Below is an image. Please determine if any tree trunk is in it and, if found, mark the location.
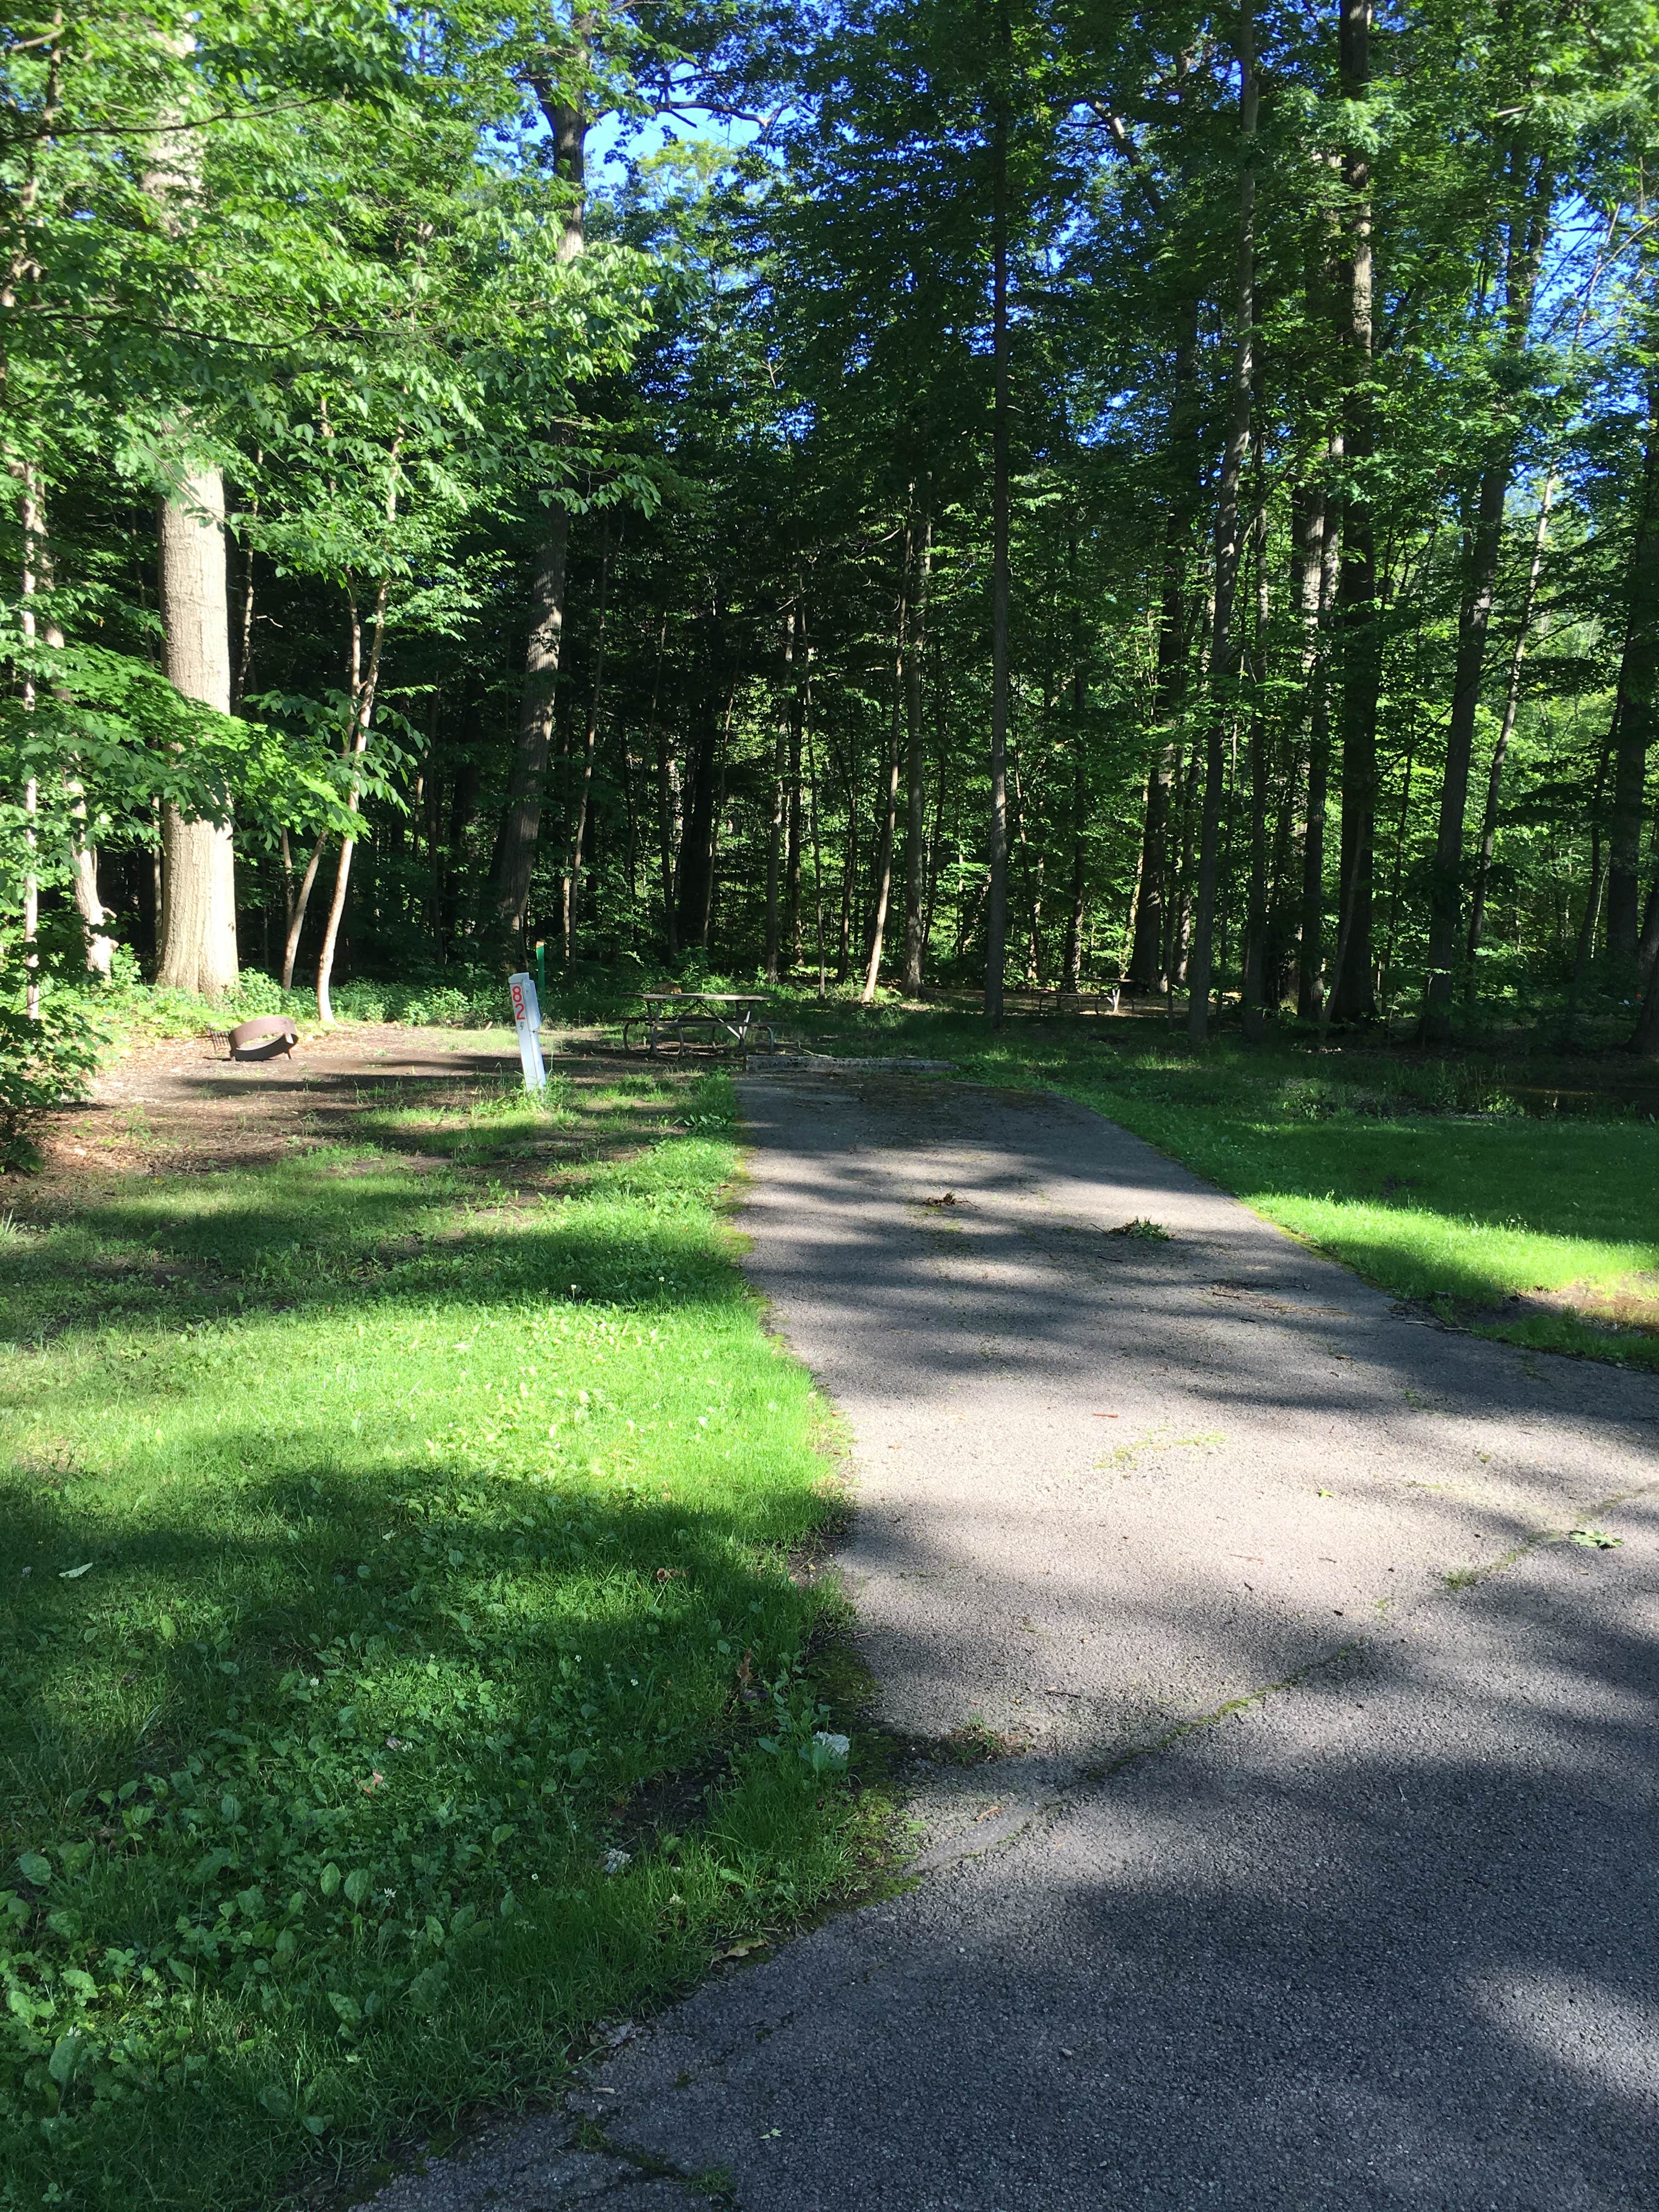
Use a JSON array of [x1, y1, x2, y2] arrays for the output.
[[675, 624, 723, 951], [984, 1, 1012, 1025], [1241, 460, 1271, 1041], [1187, 0, 1257, 1042], [765, 606, 795, 984], [1330, 0, 1378, 1025], [493, 70, 587, 939], [1296, 475, 1338, 1017], [565, 521, 613, 966], [318, 447, 399, 1022], [1568, 738, 1612, 1032], [1061, 671, 1088, 996], [1129, 309, 1201, 993], [1466, 477, 1555, 998], [1423, 160, 1554, 1037], [784, 618, 806, 973], [864, 517, 912, 1003], [280, 831, 325, 991], [1609, 352, 1659, 969], [155, 467, 239, 997], [902, 500, 932, 995]]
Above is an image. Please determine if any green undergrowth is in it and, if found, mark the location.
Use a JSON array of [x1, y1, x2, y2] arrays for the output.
[[776, 995, 1659, 1373], [0, 1067, 888, 2212]]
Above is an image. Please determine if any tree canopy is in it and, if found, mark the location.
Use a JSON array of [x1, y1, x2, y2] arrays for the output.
[[5, 0, 1659, 1047]]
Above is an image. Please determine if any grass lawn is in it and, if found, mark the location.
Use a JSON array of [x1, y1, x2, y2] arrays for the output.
[[771, 991, 1659, 1373], [1, 1052, 883, 2212]]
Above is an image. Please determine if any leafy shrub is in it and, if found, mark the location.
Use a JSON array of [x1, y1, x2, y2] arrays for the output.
[[227, 970, 287, 1017], [0, 1001, 103, 1169]]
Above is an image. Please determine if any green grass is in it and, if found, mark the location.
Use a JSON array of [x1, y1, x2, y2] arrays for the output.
[[763, 990, 1659, 1372], [0, 1066, 885, 2212]]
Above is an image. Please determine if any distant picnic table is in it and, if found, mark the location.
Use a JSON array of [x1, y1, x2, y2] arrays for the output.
[[622, 991, 777, 1058]]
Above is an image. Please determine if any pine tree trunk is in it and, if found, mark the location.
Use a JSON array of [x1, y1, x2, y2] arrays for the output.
[[155, 468, 239, 997]]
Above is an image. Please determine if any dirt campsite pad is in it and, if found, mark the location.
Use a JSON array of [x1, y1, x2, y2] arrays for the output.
[[366, 1065, 1659, 2212]]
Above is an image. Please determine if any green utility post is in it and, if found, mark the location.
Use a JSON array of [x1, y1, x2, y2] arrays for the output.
[[535, 940, 545, 1007]]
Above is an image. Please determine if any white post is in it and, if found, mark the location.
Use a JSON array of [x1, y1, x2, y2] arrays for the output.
[[509, 971, 547, 1091]]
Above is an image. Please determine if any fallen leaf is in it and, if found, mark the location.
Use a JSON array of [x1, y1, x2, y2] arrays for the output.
[[59, 1562, 93, 1580]]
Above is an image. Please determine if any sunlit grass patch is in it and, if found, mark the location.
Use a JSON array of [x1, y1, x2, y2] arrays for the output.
[[0, 1069, 888, 2212]]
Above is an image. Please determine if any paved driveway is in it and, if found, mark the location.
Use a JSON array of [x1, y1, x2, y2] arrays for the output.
[[368, 1073, 1659, 2211]]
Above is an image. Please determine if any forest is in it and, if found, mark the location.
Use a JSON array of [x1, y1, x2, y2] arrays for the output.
[[3, 0, 1658, 1065], [8, 11, 1659, 2208]]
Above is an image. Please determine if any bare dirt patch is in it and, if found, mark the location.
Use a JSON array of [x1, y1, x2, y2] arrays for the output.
[[24, 1025, 686, 1207]]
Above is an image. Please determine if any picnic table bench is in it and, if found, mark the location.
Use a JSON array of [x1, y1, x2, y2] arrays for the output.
[[622, 991, 777, 1058]]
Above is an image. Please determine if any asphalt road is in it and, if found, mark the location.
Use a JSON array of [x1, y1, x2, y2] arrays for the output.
[[367, 1072, 1659, 2211]]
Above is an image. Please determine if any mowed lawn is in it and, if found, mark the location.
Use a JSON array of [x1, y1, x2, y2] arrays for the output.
[[1068, 1080, 1659, 1369], [0, 1063, 878, 2212]]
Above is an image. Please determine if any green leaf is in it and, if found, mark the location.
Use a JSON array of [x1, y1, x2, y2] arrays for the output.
[[342, 1868, 371, 1907], [47, 2033, 83, 2088], [318, 1863, 341, 1897], [17, 1852, 51, 1886], [405, 1963, 448, 2013]]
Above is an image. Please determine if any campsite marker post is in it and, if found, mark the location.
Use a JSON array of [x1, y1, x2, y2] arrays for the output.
[[508, 972, 546, 1092]]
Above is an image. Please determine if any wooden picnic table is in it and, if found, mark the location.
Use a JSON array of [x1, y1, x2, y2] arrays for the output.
[[622, 991, 777, 1058]]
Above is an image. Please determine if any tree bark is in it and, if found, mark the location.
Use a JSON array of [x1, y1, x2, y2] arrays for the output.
[[565, 519, 613, 966], [1466, 477, 1555, 998], [1129, 310, 1201, 992], [1330, 0, 1378, 1025], [1241, 459, 1271, 1040], [862, 542, 908, 1004], [317, 449, 399, 1022], [784, 613, 806, 972], [493, 61, 587, 939], [902, 500, 932, 995], [1061, 666, 1089, 997], [764, 606, 795, 984], [984, 0, 1012, 1025], [155, 467, 239, 997], [280, 831, 325, 991], [1609, 352, 1659, 969], [1296, 475, 1339, 1017], [1187, 0, 1257, 1042], [1422, 158, 1554, 1037]]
